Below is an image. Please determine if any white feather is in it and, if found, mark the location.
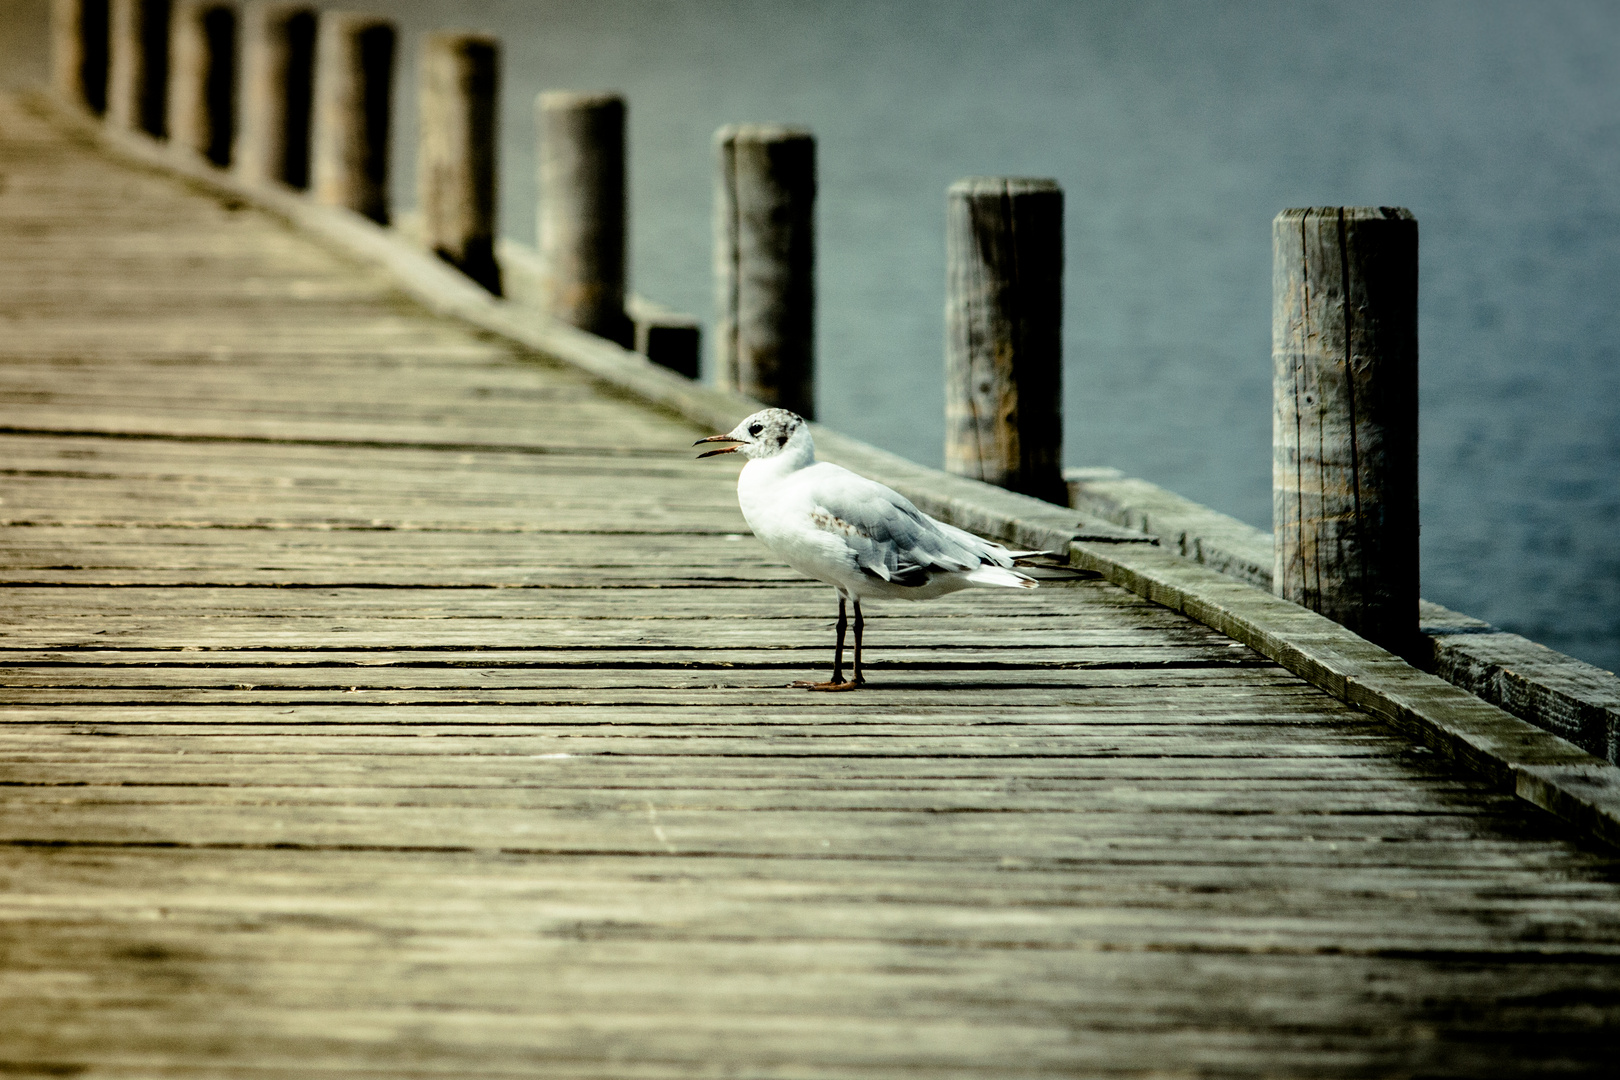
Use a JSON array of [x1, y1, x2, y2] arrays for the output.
[[712, 410, 1038, 602]]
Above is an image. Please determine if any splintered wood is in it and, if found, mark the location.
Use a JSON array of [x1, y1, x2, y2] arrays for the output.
[[1, 95, 1618, 1078]]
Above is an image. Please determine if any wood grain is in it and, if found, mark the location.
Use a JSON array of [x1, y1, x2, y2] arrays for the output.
[[944, 177, 1065, 504], [417, 32, 500, 293], [106, 0, 143, 132], [536, 92, 629, 343], [309, 11, 393, 224], [1272, 207, 1419, 656], [3, 90, 1619, 1077], [712, 124, 816, 417]]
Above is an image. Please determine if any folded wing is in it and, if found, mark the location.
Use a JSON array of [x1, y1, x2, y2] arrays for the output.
[[804, 467, 1014, 586]]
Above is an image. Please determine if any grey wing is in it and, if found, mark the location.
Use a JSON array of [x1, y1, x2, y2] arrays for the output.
[[932, 519, 1017, 568], [808, 473, 991, 585]]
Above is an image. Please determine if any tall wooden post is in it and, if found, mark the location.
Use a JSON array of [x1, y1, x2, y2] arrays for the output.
[[104, 0, 170, 137], [107, 0, 143, 129], [536, 92, 629, 345], [943, 177, 1065, 504], [134, 0, 170, 136], [311, 12, 395, 224], [53, 0, 110, 113], [713, 125, 816, 418], [168, 1, 236, 165], [236, 3, 316, 187], [418, 33, 501, 294], [107, 0, 131, 127], [51, 0, 84, 106], [166, 0, 205, 151], [1272, 206, 1419, 656]]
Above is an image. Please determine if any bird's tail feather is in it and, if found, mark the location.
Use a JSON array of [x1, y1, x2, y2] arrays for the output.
[[965, 564, 1039, 589]]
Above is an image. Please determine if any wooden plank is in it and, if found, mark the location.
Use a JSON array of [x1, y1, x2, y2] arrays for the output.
[[0, 751, 1447, 785], [1069, 538, 1620, 848], [0, 803, 1581, 859], [0, 581, 1190, 616], [5, 88, 1620, 1077]]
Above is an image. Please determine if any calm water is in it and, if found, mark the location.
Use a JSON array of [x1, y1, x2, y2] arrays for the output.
[[6, 1, 1618, 672]]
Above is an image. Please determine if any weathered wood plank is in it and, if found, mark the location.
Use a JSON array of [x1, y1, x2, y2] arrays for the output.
[[0, 749, 1444, 785], [0, 801, 1577, 857], [0, 581, 1188, 616], [3, 88, 1619, 1077]]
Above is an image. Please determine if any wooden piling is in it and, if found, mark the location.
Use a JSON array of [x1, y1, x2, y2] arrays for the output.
[[310, 11, 395, 224], [417, 33, 501, 294], [85, 0, 112, 116], [536, 92, 630, 345], [713, 125, 816, 418], [1272, 206, 1419, 656], [53, 0, 110, 113], [50, 0, 84, 107], [235, 3, 316, 187], [627, 296, 701, 379], [107, 0, 143, 129], [168, 1, 236, 165], [943, 177, 1065, 504], [137, 0, 170, 135], [167, 0, 208, 152]]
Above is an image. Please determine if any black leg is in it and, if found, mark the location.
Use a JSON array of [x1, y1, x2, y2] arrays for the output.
[[793, 593, 864, 691], [830, 595, 847, 683], [851, 598, 864, 686]]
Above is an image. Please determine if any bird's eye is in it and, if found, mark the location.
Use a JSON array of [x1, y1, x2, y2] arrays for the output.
[[748, 423, 764, 437]]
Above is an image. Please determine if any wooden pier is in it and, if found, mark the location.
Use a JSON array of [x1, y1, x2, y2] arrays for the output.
[[4, 90, 1620, 1076]]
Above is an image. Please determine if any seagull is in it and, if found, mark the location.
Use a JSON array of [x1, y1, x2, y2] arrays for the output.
[[696, 408, 1039, 691]]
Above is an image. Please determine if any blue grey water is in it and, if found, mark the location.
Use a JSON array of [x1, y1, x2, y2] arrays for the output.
[[5, 1, 1617, 673]]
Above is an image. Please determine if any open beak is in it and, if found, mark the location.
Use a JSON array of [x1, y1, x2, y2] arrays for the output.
[[694, 433, 744, 459]]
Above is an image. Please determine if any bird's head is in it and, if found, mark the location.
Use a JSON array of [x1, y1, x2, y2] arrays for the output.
[[694, 408, 810, 461]]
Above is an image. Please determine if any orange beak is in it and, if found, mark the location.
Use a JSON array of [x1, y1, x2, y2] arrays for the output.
[[694, 433, 743, 459]]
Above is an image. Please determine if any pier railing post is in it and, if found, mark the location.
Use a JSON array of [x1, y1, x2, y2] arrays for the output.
[[166, 0, 204, 151], [128, 0, 171, 137], [713, 124, 816, 418], [537, 92, 630, 345], [51, 0, 84, 107], [311, 11, 395, 224], [1272, 206, 1419, 656], [116, 0, 170, 137], [168, 0, 237, 165], [944, 177, 1065, 504], [53, 0, 110, 114], [418, 32, 501, 294], [107, 0, 144, 130], [236, 3, 316, 187]]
